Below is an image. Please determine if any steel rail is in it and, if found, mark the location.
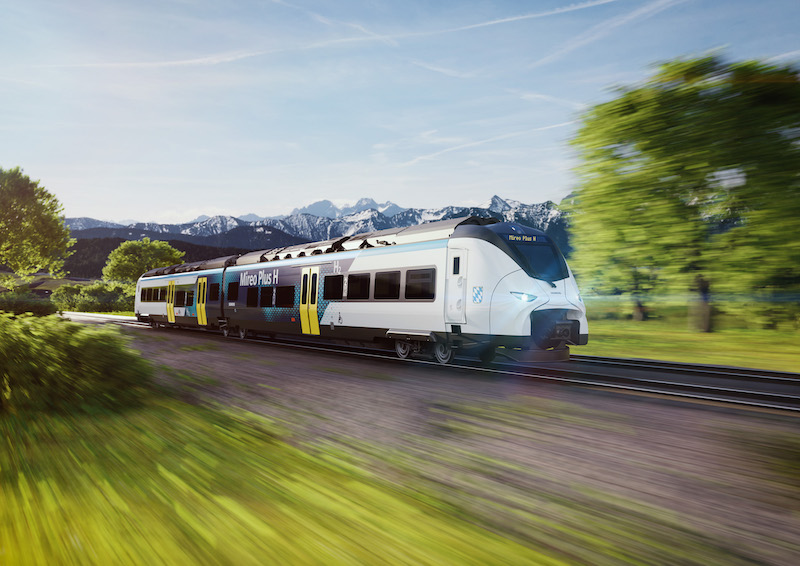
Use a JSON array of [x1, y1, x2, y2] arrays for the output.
[[569, 354, 800, 382]]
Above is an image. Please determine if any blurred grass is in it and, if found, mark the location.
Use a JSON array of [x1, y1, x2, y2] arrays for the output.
[[581, 297, 799, 372], [3, 395, 774, 565], [0, 400, 563, 565], [3, 298, 798, 563]]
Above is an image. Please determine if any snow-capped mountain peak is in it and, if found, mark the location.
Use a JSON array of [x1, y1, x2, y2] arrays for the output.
[[66, 195, 572, 256]]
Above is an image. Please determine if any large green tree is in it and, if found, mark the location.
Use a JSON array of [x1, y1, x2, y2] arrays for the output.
[[0, 167, 74, 288], [569, 56, 800, 328], [102, 238, 184, 284]]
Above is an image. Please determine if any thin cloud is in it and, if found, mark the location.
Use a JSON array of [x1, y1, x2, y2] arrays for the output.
[[529, 0, 691, 69], [40, 49, 276, 69], [411, 60, 479, 79], [519, 91, 587, 110], [438, 0, 622, 33], [272, 0, 397, 46], [401, 121, 575, 166], [40, 0, 620, 70]]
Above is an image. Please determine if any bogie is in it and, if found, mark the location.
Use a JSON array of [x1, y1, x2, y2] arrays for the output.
[[395, 340, 412, 359], [431, 342, 454, 365]]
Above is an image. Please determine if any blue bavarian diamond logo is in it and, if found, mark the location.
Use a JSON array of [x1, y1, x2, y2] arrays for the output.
[[472, 286, 483, 304]]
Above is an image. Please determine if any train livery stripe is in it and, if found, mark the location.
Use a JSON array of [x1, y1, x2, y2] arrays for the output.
[[167, 281, 176, 324], [309, 267, 320, 335], [197, 277, 208, 326]]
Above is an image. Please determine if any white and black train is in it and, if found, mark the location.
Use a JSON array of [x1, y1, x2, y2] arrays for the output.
[[135, 216, 588, 363]]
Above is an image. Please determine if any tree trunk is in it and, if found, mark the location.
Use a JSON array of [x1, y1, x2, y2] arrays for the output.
[[632, 299, 647, 321], [690, 275, 712, 332]]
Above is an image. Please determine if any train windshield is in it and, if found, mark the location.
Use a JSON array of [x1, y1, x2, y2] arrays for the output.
[[508, 240, 569, 283]]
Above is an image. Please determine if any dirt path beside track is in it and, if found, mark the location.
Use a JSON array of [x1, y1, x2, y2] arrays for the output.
[[125, 325, 800, 565]]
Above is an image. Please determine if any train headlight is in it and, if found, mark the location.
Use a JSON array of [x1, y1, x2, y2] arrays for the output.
[[511, 292, 537, 302]]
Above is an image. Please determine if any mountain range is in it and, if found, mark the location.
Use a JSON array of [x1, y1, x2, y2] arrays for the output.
[[65, 195, 571, 255]]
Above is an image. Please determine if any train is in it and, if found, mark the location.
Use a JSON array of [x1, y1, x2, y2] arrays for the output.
[[135, 216, 588, 363]]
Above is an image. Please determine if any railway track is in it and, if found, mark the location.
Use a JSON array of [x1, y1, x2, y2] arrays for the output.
[[496, 356, 800, 413], [66, 312, 800, 414]]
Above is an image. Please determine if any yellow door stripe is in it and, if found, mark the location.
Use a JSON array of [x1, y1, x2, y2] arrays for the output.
[[309, 267, 320, 335], [197, 277, 207, 326], [167, 281, 176, 324]]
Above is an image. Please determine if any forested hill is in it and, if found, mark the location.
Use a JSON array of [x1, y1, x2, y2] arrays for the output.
[[64, 238, 250, 279]]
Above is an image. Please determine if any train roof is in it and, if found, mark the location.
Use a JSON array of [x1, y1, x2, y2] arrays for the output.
[[140, 216, 499, 278]]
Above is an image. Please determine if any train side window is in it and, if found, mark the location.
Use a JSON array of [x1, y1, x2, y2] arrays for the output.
[[406, 268, 436, 300], [159, 287, 166, 302], [227, 282, 239, 302], [260, 286, 273, 307], [323, 275, 343, 300], [453, 257, 460, 275], [146, 288, 154, 302], [209, 283, 220, 302], [175, 290, 186, 307], [348, 273, 370, 300], [246, 287, 259, 307], [275, 286, 295, 308], [141, 289, 147, 302], [185, 291, 194, 306], [374, 271, 400, 300]]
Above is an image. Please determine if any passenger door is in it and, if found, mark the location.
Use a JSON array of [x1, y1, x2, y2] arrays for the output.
[[166, 281, 176, 324], [196, 277, 208, 326], [300, 266, 321, 335], [445, 249, 467, 324]]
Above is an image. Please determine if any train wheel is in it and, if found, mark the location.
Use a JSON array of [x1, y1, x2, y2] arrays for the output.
[[479, 347, 495, 364], [395, 340, 412, 359], [238, 327, 248, 340], [432, 342, 453, 365], [222, 326, 231, 338]]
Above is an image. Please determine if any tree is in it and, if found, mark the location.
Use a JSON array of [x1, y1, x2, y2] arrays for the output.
[[568, 56, 800, 329], [102, 238, 184, 283], [0, 167, 74, 288]]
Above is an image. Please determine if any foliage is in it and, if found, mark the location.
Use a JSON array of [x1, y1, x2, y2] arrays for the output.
[[568, 56, 800, 321], [50, 281, 134, 312], [0, 288, 57, 316], [63, 237, 126, 278], [0, 402, 561, 565], [65, 238, 246, 279], [0, 167, 74, 288], [102, 237, 184, 283], [0, 314, 151, 413]]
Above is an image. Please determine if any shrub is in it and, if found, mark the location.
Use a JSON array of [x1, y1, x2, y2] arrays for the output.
[[0, 314, 152, 414], [0, 289, 57, 316], [49, 284, 82, 311], [51, 281, 134, 313]]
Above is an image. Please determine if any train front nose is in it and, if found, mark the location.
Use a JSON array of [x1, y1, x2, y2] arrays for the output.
[[530, 309, 581, 349]]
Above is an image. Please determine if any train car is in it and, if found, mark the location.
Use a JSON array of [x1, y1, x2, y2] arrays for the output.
[[135, 216, 588, 363]]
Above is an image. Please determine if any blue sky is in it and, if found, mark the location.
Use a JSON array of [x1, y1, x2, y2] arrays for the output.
[[2, 0, 798, 223]]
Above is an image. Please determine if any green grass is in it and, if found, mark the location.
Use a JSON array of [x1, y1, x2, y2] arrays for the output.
[[580, 318, 799, 372], [0, 400, 563, 565], [3, 395, 770, 565], [580, 297, 799, 372]]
